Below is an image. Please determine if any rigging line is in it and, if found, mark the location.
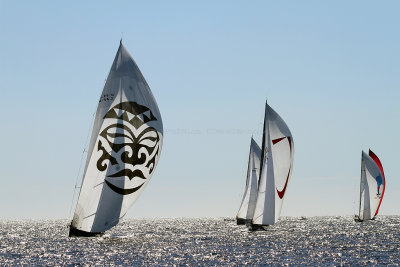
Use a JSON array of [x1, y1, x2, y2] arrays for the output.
[[68, 64, 109, 221], [68, 148, 87, 220], [252, 104, 264, 140], [68, 108, 97, 220], [252, 121, 263, 140], [353, 176, 358, 215]]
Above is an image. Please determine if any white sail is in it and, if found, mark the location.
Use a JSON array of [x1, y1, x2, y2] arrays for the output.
[[70, 41, 163, 235], [252, 101, 294, 226], [358, 150, 385, 221], [236, 138, 261, 224]]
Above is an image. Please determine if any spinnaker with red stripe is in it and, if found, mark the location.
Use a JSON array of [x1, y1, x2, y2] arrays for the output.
[[355, 149, 385, 222]]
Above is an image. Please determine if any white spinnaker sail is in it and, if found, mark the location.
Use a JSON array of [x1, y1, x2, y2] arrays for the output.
[[237, 138, 261, 221], [359, 150, 385, 220], [71, 42, 163, 233], [252, 102, 294, 226]]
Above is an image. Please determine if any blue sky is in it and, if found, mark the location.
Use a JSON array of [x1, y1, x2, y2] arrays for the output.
[[0, 1, 399, 219]]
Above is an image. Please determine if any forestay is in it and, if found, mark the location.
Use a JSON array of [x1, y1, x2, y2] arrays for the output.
[[70, 41, 163, 235], [252, 101, 294, 226], [236, 138, 261, 224]]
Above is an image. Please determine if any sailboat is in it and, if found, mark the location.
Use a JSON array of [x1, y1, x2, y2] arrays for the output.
[[236, 138, 261, 225], [249, 100, 294, 230], [354, 149, 385, 222], [69, 41, 163, 236]]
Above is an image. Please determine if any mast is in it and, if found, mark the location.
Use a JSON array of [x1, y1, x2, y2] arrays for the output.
[[245, 138, 253, 188], [258, 99, 267, 187], [358, 151, 365, 219], [251, 99, 274, 226], [250, 99, 268, 227], [250, 100, 267, 227]]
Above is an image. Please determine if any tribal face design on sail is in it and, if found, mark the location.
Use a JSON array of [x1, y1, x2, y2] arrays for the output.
[[96, 101, 160, 195]]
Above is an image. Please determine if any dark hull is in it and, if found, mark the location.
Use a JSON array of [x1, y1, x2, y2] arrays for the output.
[[354, 215, 376, 222], [247, 224, 269, 231], [69, 225, 104, 237], [236, 218, 251, 225]]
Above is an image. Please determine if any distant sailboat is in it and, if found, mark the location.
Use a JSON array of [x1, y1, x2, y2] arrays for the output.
[[69, 41, 163, 236], [354, 150, 385, 222], [250, 100, 294, 230], [236, 138, 261, 225]]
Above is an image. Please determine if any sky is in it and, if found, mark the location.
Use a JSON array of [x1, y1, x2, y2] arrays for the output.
[[0, 1, 399, 219]]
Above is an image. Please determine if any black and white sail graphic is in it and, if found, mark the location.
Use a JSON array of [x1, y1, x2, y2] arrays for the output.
[[70, 41, 163, 235]]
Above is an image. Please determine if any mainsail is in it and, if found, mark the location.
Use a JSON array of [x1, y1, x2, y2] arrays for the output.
[[251, 100, 294, 227], [357, 149, 385, 221], [69, 41, 163, 236], [236, 138, 261, 225]]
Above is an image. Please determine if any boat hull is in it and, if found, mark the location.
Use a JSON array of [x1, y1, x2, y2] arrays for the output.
[[247, 224, 269, 231], [354, 215, 376, 222], [69, 225, 104, 237], [236, 218, 251, 225]]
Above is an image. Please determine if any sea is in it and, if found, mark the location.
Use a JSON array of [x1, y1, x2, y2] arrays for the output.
[[0, 216, 399, 266]]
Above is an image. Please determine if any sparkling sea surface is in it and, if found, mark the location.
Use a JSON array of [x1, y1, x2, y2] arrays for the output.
[[0, 216, 399, 266]]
